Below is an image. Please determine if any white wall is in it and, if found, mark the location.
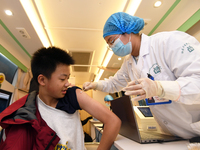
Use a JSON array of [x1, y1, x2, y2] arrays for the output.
[[92, 90, 109, 106]]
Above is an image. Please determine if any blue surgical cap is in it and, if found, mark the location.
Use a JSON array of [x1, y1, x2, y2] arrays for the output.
[[104, 95, 114, 101], [103, 12, 144, 38]]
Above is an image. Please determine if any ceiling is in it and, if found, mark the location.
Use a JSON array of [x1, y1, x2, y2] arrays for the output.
[[0, 0, 200, 86]]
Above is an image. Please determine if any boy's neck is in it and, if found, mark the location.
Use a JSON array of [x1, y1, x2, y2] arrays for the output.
[[38, 90, 59, 108]]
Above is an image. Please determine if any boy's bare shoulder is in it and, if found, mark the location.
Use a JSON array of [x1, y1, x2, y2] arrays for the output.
[[75, 88, 90, 100]]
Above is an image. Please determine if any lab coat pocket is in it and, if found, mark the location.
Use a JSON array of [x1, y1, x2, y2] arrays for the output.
[[190, 121, 200, 135]]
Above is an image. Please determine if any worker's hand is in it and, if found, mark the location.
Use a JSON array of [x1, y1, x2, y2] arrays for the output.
[[82, 82, 97, 91], [122, 78, 163, 101]]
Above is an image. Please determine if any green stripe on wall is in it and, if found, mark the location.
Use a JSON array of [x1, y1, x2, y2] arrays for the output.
[[0, 19, 31, 72], [148, 0, 181, 36], [177, 9, 200, 32], [0, 44, 27, 72], [0, 19, 31, 58]]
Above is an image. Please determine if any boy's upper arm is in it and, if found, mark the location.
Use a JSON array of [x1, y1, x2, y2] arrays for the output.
[[76, 89, 114, 123]]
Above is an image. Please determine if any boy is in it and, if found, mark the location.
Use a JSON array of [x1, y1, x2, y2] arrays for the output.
[[0, 47, 121, 150]]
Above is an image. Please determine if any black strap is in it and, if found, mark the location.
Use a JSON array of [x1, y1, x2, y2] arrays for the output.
[[189, 137, 200, 143], [45, 134, 57, 150], [0, 129, 4, 143]]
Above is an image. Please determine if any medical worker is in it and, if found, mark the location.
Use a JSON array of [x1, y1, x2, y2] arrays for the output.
[[104, 95, 114, 110], [83, 12, 200, 139]]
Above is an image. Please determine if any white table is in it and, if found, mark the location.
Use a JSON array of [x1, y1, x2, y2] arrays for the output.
[[114, 134, 189, 150], [93, 124, 190, 150], [89, 119, 102, 141]]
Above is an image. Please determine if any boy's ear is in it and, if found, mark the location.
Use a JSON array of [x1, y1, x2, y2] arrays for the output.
[[37, 74, 46, 86]]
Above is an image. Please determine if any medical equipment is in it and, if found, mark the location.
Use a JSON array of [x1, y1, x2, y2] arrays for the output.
[[134, 106, 161, 132]]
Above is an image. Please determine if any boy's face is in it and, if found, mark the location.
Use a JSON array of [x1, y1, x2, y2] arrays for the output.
[[44, 64, 71, 99]]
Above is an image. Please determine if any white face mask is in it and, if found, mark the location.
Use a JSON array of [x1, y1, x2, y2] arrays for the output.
[[105, 103, 110, 107], [111, 34, 132, 57]]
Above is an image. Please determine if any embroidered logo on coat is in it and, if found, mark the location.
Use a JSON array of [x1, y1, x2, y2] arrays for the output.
[[181, 43, 194, 54], [149, 63, 161, 75]]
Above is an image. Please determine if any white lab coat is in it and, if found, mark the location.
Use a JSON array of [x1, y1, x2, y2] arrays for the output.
[[98, 31, 200, 139]]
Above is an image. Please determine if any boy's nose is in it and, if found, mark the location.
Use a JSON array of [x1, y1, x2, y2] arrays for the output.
[[64, 81, 70, 87]]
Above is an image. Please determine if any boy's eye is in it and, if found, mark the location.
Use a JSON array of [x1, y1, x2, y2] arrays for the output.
[[60, 79, 65, 81]]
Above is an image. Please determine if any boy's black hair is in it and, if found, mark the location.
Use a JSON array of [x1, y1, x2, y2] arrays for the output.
[[31, 46, 74, 84]]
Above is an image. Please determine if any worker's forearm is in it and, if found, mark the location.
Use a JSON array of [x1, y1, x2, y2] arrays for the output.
[[158, 81, 180, 101], [97, 118, 121, 150]]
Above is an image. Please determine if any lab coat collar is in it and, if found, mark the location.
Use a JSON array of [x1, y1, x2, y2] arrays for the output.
[[126, 54, 134, 64], [126, 33, 150, 79], [139, 33, 150, 57], [127, 33, 150, 65]]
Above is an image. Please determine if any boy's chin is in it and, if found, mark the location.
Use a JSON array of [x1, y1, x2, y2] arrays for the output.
[[59, 94, 65, 98], [55, 94, 65, 99]]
